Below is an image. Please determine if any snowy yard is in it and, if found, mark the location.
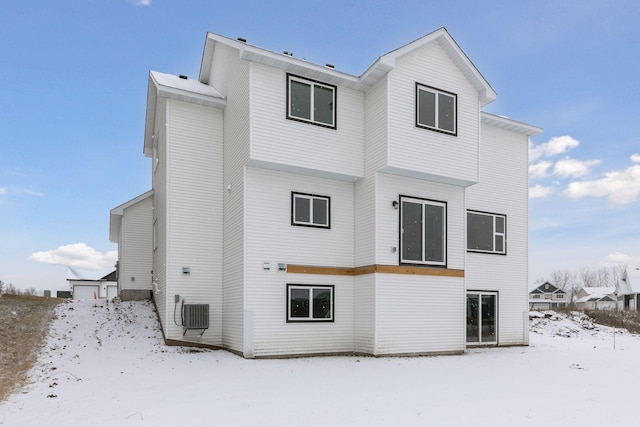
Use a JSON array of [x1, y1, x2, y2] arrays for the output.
[[1, 300, 637, 426]]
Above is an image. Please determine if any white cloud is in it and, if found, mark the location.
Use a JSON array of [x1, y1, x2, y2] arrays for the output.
[[529, 161, 552, 178], [0, 187, 6, 195], [600, 252, 640, 267], [29, 243, 117, 270], [529, 184, 554, 198], [564, 154, 640, 205], [553, 158, 600, 178], [135, 0, 151, 5], [530, 135, 580, 162], [22, 189, 45, 197]]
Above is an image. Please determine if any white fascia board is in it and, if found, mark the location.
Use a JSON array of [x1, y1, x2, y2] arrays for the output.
[[144, 71, 226, 156], [481, 112, 543, 137], [109, 190, 153, 243]]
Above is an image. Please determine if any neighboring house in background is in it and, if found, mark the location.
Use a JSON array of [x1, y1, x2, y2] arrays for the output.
[[67, 268, 117, 300], [574, 287, 617, 311], [529, 282, 568, 310], [109, 190, 153, 301], [617, 267, 640, 311], [110, 27, 541, 357]]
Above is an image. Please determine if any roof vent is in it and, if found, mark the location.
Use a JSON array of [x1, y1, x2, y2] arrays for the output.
[[178, 75, 188, 80], [325, 64, 335, 69], [237, 37, 247, 43], [283, 51, 293, 56]]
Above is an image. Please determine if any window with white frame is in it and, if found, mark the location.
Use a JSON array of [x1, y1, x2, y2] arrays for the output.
[[287, 74, 336, 128], [532, 294, 541, 299], [556, 294, 564, 299], [291, 192, 330, 228], [287, 284, 334, 322], [467, 211, 506, 255], [416, 83, 457, 135], [400, 196, 447, 266]]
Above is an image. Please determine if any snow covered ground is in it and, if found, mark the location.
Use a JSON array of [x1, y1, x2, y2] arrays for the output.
[[1, 300, 638, 426]]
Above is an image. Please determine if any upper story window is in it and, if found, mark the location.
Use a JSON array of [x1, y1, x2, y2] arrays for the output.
[[416, 83, 457, 135], [532, 294, 541, 299], [467, 211, 506, 255], [556, 294, 564, 299], [400, 196, 447, 267], [292, 192, 330, 228], [287, 74, 336, 128]]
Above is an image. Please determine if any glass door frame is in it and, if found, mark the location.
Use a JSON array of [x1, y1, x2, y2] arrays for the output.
[[466, 291, 498, 346]]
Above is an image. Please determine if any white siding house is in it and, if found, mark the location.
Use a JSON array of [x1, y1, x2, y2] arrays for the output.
[[110, 27, 541, 357], [109, 190, 153, 300]]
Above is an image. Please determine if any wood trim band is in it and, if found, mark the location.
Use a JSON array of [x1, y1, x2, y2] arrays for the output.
[[286, 264, 464, 278]]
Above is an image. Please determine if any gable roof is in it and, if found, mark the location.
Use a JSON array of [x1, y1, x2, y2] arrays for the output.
[[619, 267, 640, 295], [530, 282, 565, 295], [143, 71, 226, 157], [199, 27, 496, 105], [109, 190, 153, 243]]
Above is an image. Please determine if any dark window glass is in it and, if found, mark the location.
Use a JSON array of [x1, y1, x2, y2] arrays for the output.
[[466, 294, 479, 343], [481, 295, 496, 343], [314, 85, 334, 125], [294, 196, 310, 223], [467, 213, 493, 251], [418, 89, 436, 128], [290, 80, 311, 120], [313, 288, 331, 318], [290, 288, 309, 318], [438, 93, 455, 132], [495, 235, 504, 253], [496, 216, 505, 234], [313, 198, 328, 226], [402, 201, 423, 262], [425, 204, 444, 263]]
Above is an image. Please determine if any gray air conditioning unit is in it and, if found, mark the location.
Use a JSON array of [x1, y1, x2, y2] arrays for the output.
[[182, 304, 209, 336]]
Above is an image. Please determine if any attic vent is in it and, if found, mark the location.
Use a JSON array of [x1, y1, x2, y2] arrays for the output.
[[283, 51, 293, 56], [325, 63, 335, 69], [178, 75, 188, 80], [182, 304, 209, 336], [237, 37, 247, 43]]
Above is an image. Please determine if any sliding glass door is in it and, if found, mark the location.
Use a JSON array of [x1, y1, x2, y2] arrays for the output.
[[466, 292, 497, 345]]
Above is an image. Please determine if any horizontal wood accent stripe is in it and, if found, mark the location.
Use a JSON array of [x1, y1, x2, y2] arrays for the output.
[[286, 264, 464, 277]]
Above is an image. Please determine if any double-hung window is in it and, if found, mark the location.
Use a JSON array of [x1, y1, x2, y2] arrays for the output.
[[416, 83, 457, 135], [400, 196, 447, 266], [287, 74, 336, 128], [287, 284, 334, 322], [292, 192, 330, 228], [467, 211, 506, 255]]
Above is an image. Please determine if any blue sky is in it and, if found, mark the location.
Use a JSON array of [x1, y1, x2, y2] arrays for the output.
[[1, 0, 639, 292]]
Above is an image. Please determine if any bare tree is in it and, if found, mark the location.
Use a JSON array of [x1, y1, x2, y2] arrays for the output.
[[3, 282, 18, 295], [23, 287, 38, 296], [0, 280, 4, 294], [548, 269, 579, 305]]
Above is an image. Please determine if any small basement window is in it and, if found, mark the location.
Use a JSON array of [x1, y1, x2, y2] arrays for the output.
[[287, 284, 334, 322]]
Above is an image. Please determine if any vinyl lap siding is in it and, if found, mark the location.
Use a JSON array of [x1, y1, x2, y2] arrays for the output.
[[221, 49, 250, 353], [120, 196, 152, 291], [164, 99, 223, 345], [376, 275, 465, 354], [376, 173, 465, 270], [387, 41, 480, 185], [250, 63, 364, 179], [152, 101, 168, 332], [465, 124, 529, 345], [244, 167, 355, 356]]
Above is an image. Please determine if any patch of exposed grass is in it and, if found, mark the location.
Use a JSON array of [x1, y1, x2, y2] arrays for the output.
[[584, 309, 640, 334], [0, 294, 63, 401]]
